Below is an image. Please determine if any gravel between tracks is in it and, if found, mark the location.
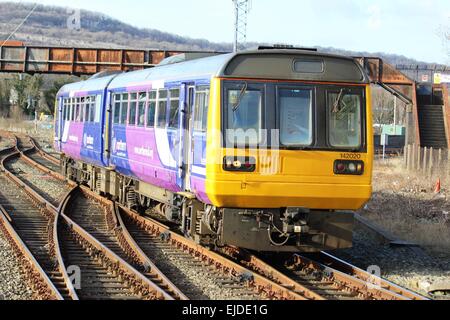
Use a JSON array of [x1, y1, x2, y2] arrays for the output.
[[0, 232, 34, 300], [7, 157, 70, 207], [331, 224, 450, 300]]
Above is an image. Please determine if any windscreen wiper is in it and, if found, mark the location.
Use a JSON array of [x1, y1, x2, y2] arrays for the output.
[[232, 82, 248, 112], [332, 89, 345, 113]]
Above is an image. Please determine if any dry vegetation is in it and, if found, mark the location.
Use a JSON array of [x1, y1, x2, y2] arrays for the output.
[[0, 118, 54, 145], [361, 157, 450, 259]]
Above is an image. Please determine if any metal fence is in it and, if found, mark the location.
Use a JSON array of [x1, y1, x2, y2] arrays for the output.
[[404, 144, 448, 175]]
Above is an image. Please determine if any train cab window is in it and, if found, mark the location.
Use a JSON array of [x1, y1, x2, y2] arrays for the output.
[[156, 89, 168, 128], [137, 92, 146, 127], [146, 90, 157, 128], [279, 88, 313, 146], [327, 90, 362, 149], [194, 87, 209, 132], [120, 93, 129, 124], [129, 93, 138, 126], [168, 89, 180, 129], [226, 86, 263, 146]]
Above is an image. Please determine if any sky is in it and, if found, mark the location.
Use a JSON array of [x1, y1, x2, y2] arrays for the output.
[[1, 0, 449, 64]]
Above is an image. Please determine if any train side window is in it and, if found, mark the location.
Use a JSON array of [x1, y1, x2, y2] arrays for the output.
[[67, 99, 71, 121], [146, 90, 157, 128], [194, 87, 209, 132], [94, 95, 101, 123], [168, 88, 180, 129], [87, 97, 91, 122], [70, 98, 75, 121], [72, 98, 79, 122], [113, 94, 121, 124], [63, 99, 67, 120], [120, 93, 129, 124], [75, 98, 82, 122], [81, 97, 88, 123], [129, 93, 137, 126], [137, 92, 146, 127], [156, 89, 168, 128], [68, 99, 72, 121], [88, 96, 95, 123]]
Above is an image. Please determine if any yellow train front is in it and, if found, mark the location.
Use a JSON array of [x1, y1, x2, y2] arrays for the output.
[[201, 49, 373, 252]]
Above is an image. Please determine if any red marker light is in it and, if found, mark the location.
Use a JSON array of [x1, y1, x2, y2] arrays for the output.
[[337, 163, 346, 172]]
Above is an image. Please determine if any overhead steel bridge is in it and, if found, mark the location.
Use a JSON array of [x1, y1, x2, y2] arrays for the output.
[[0, 43, 222, 75]]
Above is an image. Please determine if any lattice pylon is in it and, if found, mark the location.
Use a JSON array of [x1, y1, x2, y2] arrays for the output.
[[233, 0, 252, 52]]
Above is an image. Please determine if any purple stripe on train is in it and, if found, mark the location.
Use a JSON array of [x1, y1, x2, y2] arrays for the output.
[[61, 122, 84, 161], [125, 127, 181, 192]]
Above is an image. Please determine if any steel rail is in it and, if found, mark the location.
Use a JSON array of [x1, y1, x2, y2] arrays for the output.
[[78, 185, 188, 300], [0, 204, 63, 300], [12, 134, 187, 300], [59, 187, 174, 300], [223, 246, 424, 300], [311, 252, 429, 300], [0, 141, 74, 299], [112, 202, 189, 300], [288, 254, 413, 300], [118, 205, 306, 300], [27, 136, 60, 165], [221, 246, 325, 300]]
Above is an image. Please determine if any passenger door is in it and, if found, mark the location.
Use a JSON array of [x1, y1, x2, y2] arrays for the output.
[[55, 97, 63, 151], [181, 85, 195, 191]]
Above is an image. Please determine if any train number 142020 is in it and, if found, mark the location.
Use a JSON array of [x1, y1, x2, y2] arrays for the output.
[[340, 153, 361, 160]]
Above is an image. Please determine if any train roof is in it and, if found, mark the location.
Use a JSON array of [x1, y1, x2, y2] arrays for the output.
[[58, 49, 369, 96], [57, 73, 118, 97]]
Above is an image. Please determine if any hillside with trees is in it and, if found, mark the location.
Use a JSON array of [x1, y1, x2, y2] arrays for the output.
[[0, 2, 444, 65]]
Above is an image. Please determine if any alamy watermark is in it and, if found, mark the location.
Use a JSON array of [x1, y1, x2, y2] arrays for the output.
[[67, 265, 81, 290], [67, 8, 81, 31]]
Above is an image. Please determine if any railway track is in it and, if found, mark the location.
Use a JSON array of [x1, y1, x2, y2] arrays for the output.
[[222, 244, 428, 300], [117, 205, 303, 300], [0, 144, 69, 300], [0, 131, 430, 300], [62, 187, 186, 300], [0, 133, 175, 300], [0, 132, 303, 300]]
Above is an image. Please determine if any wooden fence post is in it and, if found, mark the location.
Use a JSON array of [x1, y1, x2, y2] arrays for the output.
[[438, 148, 442, 168], [417, 145, 421, 171], [429, 147, 434, 176], [406, 145, 411, 170], [404, 145, 407, 167], [423, 147, 428, 175]]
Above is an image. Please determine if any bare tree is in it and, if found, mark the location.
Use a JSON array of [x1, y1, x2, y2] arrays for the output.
[[372, 88, 395, 133], [0, 79, 12, 117]]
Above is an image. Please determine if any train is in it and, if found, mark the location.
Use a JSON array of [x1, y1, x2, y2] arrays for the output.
[[54, 47, 373, 253]]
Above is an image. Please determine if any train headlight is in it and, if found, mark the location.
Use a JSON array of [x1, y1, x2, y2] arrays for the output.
[[223, 157, 256, 172], [348, 163, 357, 173], [334, 160, 364, 175]]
